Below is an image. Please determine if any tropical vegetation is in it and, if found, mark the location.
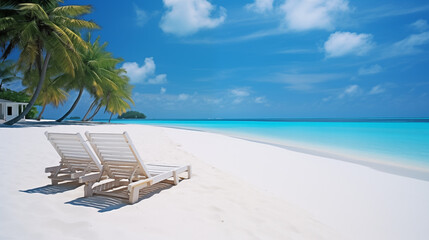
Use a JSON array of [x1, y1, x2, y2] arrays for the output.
[[0, 60, 19, 90], [0, 0, 134, 125]]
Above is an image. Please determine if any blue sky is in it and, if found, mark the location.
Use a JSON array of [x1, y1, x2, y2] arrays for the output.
[[7, 0, 429, 119]]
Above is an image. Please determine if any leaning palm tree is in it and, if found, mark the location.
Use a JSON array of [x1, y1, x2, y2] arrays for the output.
[[22, 65, 68, 120], [0, 0, 99, 125], [56, 35, 122, 122], [85, 69, 133, 122], [104, 83, 134, 123], [36, 83, 68, 120]]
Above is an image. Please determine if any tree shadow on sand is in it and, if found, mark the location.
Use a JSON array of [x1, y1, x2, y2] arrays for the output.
[[20, 182, 81, 195], [65, 182, 174, 212]]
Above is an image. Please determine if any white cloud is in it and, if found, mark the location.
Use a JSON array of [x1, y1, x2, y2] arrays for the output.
[[122, 58, 167, 84], [339, 84, 359, 98], [358, 64, 382, 75], [232, 98, 243, 104], [322, 96, 332, 102], [229, 88, 251, 104], [324, 31, 374, 58], [135, 6, 148, 27], [245, 0, 273, 13], [391, 32, 429, 55], [230, 88, 250, 97], [280, 0, 349, 31], [271, 73, 344, 91], [254, 96, 266, 103], [204, 97, 222, 104], [411, 19, 429, 31], [369, 85, 385, 95], [362, 5, 429, 20], [148, 74, 167, 84], [160, 0, 226, 36], [178, 94, 190, 101], [160, 87, 166, 94]]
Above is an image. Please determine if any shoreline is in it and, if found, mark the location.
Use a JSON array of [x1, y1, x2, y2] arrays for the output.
[[162, 125, 429, 240], [4, 120, 429, 181], [124, 123, 429, 182]]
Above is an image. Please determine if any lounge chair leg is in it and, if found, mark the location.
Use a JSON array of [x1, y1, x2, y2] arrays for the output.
[[173, 171, 179, 185], [84, 182, 94, 197], [51, 179, 59, 185], [187, 165, 192, 179], [129, 187, 140, 204]]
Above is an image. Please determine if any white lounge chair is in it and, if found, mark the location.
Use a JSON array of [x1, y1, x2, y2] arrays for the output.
[[45, 132, 103, 185], [80, 131, 191, 204]]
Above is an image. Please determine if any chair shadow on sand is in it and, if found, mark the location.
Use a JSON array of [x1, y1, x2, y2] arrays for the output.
[[65, 182, 174, 213], [20, 182, 81, 195]]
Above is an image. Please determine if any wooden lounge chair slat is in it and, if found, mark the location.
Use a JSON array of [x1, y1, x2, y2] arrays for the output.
[[48, 135, 80, 140], [63, 153, 90, 158], [94, 143, 130, 148], [81, 131, 191, 204], [45, 132, 102, 185], [52, 140, 83, 145], [104, 160, 138, 166], [100, 152, 134, 157], [91, 138, 126, 144]]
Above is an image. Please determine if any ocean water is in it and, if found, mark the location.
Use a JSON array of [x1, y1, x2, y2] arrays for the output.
[[102, 119, 429, 170]]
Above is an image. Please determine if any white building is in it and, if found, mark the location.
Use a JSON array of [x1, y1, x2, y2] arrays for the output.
[[0, 99, 29, 122]]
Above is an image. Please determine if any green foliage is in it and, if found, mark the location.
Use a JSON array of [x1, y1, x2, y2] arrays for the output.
[[0, 88, 38, 118], [0, 1, 134, 123], [79, 35, 134, 121], [0, 0, 99, 124], [0, 60, 19, 89], [118, 111, 146, 119]]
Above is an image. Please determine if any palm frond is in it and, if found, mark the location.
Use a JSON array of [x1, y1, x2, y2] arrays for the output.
[[51, 15, 99, 29], [0, 17, 16, 30], [18, 3, 49, 20], [50, 5, 92, 17]]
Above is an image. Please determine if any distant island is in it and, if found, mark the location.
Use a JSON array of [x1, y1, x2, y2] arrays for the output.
[[118, 111, 146, 119]]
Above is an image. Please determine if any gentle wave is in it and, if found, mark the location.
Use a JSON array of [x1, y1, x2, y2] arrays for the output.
[[98, 119, 429, 171]]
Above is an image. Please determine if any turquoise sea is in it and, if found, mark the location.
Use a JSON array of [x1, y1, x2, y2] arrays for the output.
[[101, 119, 429, 171]]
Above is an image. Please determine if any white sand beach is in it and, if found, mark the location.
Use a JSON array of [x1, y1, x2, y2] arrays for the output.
[[1, 123, 429, 240]]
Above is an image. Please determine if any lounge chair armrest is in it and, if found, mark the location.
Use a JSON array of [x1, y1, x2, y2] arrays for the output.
[[70, 171, 86, 179], [45, 166, 60, 173], [79, 172, 102, 184], [128, 178, 153, 191]]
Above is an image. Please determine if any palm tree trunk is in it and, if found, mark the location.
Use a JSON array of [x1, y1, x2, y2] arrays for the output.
[[82, 99, 98, 121], [4, 53, 51, 125], [108, 112, 113, 123], [86, 103, 102, 121], [56, 87, 84, 122], [37, 105, 46, 121]]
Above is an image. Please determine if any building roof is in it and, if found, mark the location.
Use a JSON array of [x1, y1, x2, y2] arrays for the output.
[[0, 98, 28, 104]]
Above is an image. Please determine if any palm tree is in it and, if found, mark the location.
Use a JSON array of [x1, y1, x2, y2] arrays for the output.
[[0, 0, 99, 125], [56, 35, 122, 122], [36, 84, 68, 120], [0, 60, 19, 91], [85, 69, 134, 122], [22, 65, 68, 120], [104, 82, 134, 123]]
